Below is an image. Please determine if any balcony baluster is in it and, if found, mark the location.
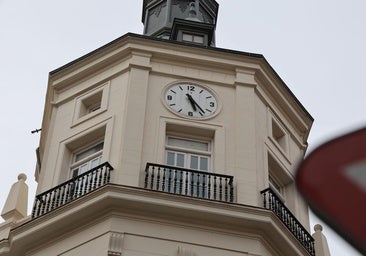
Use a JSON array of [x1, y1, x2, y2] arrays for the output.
[[32, 162, 113, 219], [261, 188, 315, 256], [144, 163, 234, 203]]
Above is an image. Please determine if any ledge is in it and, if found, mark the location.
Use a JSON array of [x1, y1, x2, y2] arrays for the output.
[[3, 184, 310, 255]]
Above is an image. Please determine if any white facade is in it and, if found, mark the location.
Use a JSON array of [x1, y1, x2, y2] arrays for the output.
[[0, 5, 331, 254]]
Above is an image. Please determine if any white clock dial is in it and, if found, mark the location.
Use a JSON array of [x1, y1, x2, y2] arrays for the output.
[[164, 83, 218, 118]]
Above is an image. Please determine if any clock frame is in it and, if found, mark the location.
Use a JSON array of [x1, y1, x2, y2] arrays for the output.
[[163, 82, 219, 119]]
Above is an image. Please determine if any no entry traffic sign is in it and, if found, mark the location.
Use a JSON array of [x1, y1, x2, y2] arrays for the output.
[[296, 127, 366, 255]]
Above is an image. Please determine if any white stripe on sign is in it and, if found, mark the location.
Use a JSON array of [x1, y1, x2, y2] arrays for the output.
[[344, 160, 366, 191]]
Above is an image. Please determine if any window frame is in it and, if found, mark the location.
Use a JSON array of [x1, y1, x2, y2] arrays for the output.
[[182, 32, 205, 44], [165, 135, 212, 172], [71, 82, 110, 127], [69, 140, 104, 179], [267, 152, 293, 203]]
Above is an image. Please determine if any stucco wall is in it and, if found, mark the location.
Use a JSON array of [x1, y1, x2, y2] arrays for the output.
[[36, 36, 312, 230]]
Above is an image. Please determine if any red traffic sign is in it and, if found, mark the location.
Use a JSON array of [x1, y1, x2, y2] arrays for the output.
[[296, 127, 366, 255]]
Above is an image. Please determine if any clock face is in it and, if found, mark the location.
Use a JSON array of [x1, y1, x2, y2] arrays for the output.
[[164, 83, 218, 118]]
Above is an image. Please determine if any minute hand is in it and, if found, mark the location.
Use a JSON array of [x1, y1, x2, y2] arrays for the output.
[[191, 96, 205, 114]]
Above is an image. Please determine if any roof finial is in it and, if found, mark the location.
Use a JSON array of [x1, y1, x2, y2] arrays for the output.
[[312, 224, 331, 256], [1, 173, 28, 222]]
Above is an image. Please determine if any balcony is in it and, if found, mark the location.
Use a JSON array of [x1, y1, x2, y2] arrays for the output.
[[30, 163, 313, 255], [32, 162, 113, 218], [261, 188, 315, 256], [144, 163, 234, 203]]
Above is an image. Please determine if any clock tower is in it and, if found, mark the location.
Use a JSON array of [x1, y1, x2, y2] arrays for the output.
[[0, 1, 331, 256]]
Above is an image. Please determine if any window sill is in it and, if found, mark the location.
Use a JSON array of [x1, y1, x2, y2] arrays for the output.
[[71, 108, 107, 128]]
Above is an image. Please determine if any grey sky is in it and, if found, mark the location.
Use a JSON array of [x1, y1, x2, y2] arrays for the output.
[[0, 1, 364, 255]]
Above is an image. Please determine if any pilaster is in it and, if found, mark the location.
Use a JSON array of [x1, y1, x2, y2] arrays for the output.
[[234, 69, 258, 206], [118, 52, 152, 186]]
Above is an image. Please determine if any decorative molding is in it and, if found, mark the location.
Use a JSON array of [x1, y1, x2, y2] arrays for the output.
[[149, 3, 166, 18], [108, 232, 124, 256], [199, 7, 212, 23], [172, 0, 189, 13]]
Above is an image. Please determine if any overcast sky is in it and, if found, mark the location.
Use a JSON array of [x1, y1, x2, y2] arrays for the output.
[[0, 1, 364, 255]]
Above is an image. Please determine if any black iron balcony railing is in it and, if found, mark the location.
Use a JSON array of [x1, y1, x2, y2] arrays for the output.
[[32, 162, 113, 218], [144, 163, 234, 202], [261, 188, 315, 256]]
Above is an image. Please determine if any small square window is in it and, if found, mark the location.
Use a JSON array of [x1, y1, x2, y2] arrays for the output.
[[72, 82, 110, 126], [79, 91, 102, 118], [271, 118, 288, 152]]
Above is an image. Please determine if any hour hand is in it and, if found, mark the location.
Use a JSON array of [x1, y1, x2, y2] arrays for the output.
[[186, 94, 197, 111]]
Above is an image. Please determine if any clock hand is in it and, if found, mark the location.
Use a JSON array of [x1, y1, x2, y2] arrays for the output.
[[187, 94, 206, 114], [188, 96, 205, 114], [193, 101, 205, 114], [186, 94, 197, 111]]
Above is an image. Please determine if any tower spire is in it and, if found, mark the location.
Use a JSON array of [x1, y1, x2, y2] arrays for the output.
[[142, 0, 218, 46]]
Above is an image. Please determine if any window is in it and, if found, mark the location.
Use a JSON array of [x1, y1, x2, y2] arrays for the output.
[[165, 136, 211, 197], [269, 175, 283, 195], [267, 152, 292, 202], [182, 33, 204, 44], [166, 137, 210, 171], [70, 141, 104, 178], [270, 117, 288, 153], [79, 90, 103, 118], [72, 82, 110, 126], [166, 151, 209, 171]]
